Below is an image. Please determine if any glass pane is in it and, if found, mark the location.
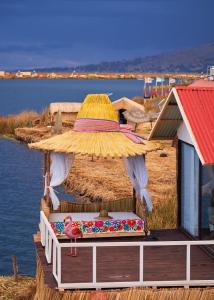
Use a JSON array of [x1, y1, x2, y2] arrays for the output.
[[180, 143, 199, 236], [201, 166, 214, 239]]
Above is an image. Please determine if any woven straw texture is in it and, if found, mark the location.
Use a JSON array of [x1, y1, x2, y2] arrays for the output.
[[29, 94, 161, 157]]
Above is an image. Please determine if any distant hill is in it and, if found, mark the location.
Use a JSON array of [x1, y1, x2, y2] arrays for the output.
[[36, 43, 214, 73]]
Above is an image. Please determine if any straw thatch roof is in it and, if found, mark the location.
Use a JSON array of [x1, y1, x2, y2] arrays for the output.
[[29, 131, 160, 157], [124, 110, 159, 123], [29, 94, 160, 157], [112, 97, 144, 111], [49, 102, 81, 115]]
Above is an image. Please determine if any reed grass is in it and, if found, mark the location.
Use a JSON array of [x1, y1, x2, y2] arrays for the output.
[[39, 107, 50, 125], [0, 111, 39, 136], [0, 276, 35, 300], [148, 195, 177, 229]]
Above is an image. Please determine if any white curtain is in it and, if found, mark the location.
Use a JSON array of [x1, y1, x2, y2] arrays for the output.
[[44, 153, 75, 210], [124, 155, 153, 212]]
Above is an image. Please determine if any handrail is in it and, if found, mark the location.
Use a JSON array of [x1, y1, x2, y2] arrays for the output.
[[39, 211, 214, 289], [40, 211, 59, 244], [59, 239, 214, 247]]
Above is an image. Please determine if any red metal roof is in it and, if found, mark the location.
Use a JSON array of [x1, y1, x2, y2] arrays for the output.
[[176, 86, 214, 165], [189, 79, 214, 88]]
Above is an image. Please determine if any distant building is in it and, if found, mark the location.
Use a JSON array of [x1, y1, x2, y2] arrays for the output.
[[208, 66, 214, 79], [49, 102, 82, 126], [0, 71, 5, 77], [31, 70, 38, 77], [16, 71, 32, 78], [49, 73, 57, 78], [112, 97, 144, 125]]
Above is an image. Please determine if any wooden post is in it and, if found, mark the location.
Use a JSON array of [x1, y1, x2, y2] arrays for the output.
[[133, 188, 137, 213], [161, 80, 164, 96], [43, 152, 47, 190], [12, 256, 18, 281], [45, 151, 51, 205], [143, 154, 149, 236], [53, 110, 62, 134], [156, 80, 158, 96], [143, 82, 146, 98]]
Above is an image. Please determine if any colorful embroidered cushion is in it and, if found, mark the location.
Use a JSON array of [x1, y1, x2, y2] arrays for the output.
[[51, 218, 144, 236]]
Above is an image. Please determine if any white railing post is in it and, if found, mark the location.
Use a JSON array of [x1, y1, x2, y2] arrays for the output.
[[58, 245, 62, 285], [40, 212, 45, 246], [186, 244, 191, 283], [38, 213, 214, 290], [53, 242, 57, 279], [93, 246, 97, 284], [139, 244, 144, 283], [45, 227, 49, 261], [47, 235, 52, 264]]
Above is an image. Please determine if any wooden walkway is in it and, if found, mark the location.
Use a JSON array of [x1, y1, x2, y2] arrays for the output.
[[35, 230, 214, 288]]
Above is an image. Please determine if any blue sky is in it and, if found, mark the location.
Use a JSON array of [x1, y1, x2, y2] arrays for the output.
[[0, 0, 213, 69]]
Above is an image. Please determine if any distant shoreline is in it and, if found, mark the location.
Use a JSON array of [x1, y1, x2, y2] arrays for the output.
[[0, 72, 201, 80]]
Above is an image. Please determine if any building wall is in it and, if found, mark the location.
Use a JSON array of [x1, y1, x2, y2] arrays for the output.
[[177, 122, 193, 145]]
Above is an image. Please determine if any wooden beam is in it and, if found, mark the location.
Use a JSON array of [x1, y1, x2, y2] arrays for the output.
[[133, 188, 137, 213], [43, 152, 47, 190], [45, 151, 51, 206]]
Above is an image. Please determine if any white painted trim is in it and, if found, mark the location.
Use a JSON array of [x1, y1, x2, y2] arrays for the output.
[[177, 122, 193, 145], [58, 280, 214, 289], [59, 240, 214, 247], [186, 244, 190, 281], [173, 88, 205, 164]]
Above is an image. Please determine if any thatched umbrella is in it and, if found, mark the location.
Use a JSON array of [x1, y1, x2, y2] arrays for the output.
[[29, 94, 161, 220], [123, 109, 159, 130], [29, 96, 159, 157]]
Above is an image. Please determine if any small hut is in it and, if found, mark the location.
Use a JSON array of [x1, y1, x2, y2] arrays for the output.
[[123, 109, 159, 131], [112, 97, 144, 124], [49, 102, 81, 126], [149, 86, 214, 240]]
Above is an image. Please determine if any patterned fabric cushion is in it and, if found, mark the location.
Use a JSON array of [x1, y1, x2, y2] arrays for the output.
[[51, 218, 144, 236]]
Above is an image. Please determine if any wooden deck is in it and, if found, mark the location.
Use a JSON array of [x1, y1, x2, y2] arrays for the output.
[[35, 229, 214, 289]]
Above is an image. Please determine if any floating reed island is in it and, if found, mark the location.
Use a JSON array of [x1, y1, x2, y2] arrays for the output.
[[4, 85, 214, 298]]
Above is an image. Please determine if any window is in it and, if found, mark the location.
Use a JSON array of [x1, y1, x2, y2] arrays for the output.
[[180, 142, 199, 237], [200, 165, 214, 239]]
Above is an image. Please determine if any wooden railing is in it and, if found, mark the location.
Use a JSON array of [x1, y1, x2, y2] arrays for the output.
[[40, 211, 214, 289]]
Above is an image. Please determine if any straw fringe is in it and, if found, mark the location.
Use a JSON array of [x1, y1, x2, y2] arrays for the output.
[[29, 131, 161, 157]]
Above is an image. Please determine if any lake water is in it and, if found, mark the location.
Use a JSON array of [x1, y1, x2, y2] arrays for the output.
[[0, 79, 144, 115], [0, 79, 144, 275]]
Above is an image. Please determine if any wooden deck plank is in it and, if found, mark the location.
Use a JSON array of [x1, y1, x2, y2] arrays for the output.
[[61, 247, 93, 283], [35, 230, 214, 289], [97, 246, 140, 282]]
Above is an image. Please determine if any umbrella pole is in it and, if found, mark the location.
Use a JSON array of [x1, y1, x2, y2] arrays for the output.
[[143, 198, 148, 236], [46, 151, 51, 206]]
